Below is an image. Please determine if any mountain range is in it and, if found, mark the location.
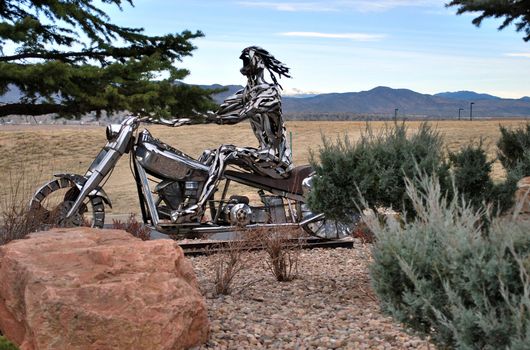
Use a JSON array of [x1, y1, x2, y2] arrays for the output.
[[3, 84, 530, 120], [204, 85, 530, 119]]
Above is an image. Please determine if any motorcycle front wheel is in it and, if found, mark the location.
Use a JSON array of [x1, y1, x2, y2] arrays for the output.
[[30, 178, 105, 229]]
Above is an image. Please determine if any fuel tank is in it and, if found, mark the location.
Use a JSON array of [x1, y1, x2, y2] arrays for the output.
[[135, 130, 209, 181]]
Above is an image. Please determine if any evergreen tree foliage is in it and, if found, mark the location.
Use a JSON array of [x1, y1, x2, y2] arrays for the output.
[[307, 122, 449, 222], [449, 140, 494, 204], [447, 0, 530, 41], [309, 123, 519, 223], [497, 123, 530, 176], [367, 176, 530, 349], [449, 140, 518, 215], [0, 0, 218, 118]]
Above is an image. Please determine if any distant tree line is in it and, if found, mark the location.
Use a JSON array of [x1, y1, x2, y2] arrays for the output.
[[283, 112, 489, 121]]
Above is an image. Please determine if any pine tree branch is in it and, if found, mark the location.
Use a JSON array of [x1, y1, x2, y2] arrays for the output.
[[1, 46, 154, 63], [446, 0, 530, 41], [0, 103, 82, 117], [0, 0, 142, 46], [0, 1, 212, 119], [1, 51, 102, 62], [1, 31, 203, 63]]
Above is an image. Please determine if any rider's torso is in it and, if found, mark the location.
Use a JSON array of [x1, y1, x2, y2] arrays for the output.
[[243, 83, 292, 165]]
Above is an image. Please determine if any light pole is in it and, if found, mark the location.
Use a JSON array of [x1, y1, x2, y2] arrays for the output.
[[469, 102, 474, 121], [458, 108, 464, 120], [394, 108, 398, 122]]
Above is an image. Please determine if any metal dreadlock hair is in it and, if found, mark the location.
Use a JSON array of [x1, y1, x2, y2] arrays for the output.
[[241, 46, 291, 89]]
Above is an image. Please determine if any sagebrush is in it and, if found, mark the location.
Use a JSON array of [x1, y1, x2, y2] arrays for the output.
[[366, 175, 530, 349]]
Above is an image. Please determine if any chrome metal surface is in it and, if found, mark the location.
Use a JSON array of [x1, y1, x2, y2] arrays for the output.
[[29, 61, 345, 240], [261, 194, 287, 223], [136, 142, 208, 181], [172, 46, 293, 221], [29, 178, 105, 228], [180, 236, 354, 257], [66, 116, 138, 219], [299, 212, 325, 226], [302, 218, 358, 240], [190, 222, 300, 234], [299, 175, 359, 239], [106, 124, 121, 141], [229, 203, 253, 226], [135, 161, 160, 227]]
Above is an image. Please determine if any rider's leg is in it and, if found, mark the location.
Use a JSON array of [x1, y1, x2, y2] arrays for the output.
[[170, 146, 292, 223], [170, 145, 238, 223]]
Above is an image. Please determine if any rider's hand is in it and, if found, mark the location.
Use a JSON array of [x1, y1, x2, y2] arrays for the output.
[[203, 111, 218, 124], [173, 118, 191, 127]]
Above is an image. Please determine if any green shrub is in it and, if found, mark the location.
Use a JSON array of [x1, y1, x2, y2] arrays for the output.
[[448, 140, 517, 215], [497, 123, 530, 175], [308, 122, 449, 222], [367, 175, 530, 349], [309, 123, 520, 223], [0, 336, 18, 350]]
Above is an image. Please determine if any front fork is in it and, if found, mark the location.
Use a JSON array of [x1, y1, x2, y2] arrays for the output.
[[133, 158, 161, 227], [65, 148, 121, 219]]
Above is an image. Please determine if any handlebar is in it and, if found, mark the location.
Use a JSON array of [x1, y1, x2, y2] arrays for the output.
[[137, 116, 191, 127]]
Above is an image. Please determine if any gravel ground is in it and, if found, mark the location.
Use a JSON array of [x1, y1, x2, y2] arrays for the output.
[[189, 243, 435, 349]]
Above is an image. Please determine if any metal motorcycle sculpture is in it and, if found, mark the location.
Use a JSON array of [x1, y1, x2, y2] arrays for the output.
[[29, 47, 357, 239], [29, 115, 354, 239]]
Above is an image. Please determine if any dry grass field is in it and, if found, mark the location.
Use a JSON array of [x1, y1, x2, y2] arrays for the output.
[[0, 119, 528, 216]]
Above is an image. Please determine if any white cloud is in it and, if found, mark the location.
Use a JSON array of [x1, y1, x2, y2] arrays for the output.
[[237, 1, 337, 12], [237, 0, 442, 12], [280, 31, 386, 41], [505, 53, 530, 58], [350, 0, 441, 12]]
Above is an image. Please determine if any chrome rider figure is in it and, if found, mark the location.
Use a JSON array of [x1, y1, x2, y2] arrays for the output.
[[171, 46, 293, 222]]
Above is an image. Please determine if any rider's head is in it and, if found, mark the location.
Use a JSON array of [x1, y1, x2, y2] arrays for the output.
[[239, 46, 291, 87], [239, 47, 265, 76]]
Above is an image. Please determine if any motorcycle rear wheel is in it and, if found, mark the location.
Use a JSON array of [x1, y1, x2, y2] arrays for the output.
[[301, 213, 360, 240], [30, 178, 105, 229]]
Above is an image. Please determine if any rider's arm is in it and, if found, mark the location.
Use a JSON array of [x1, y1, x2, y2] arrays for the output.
[[209, 90, 247, 125], [211, 84, 281, 125]]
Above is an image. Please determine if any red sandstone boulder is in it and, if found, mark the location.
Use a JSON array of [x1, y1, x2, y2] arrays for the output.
[[0, 228, 209, 350]]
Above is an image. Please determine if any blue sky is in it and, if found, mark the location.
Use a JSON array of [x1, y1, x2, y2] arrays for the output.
[[106, 0, 530, 98]]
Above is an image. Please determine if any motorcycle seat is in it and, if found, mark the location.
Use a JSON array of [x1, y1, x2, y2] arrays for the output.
[[224, 165, 313, 195]]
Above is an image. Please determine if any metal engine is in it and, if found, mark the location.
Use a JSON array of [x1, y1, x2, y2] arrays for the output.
[[154, 180, 204, 218], [155, 179, 290, 227], [219, 192, 287, 226]]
